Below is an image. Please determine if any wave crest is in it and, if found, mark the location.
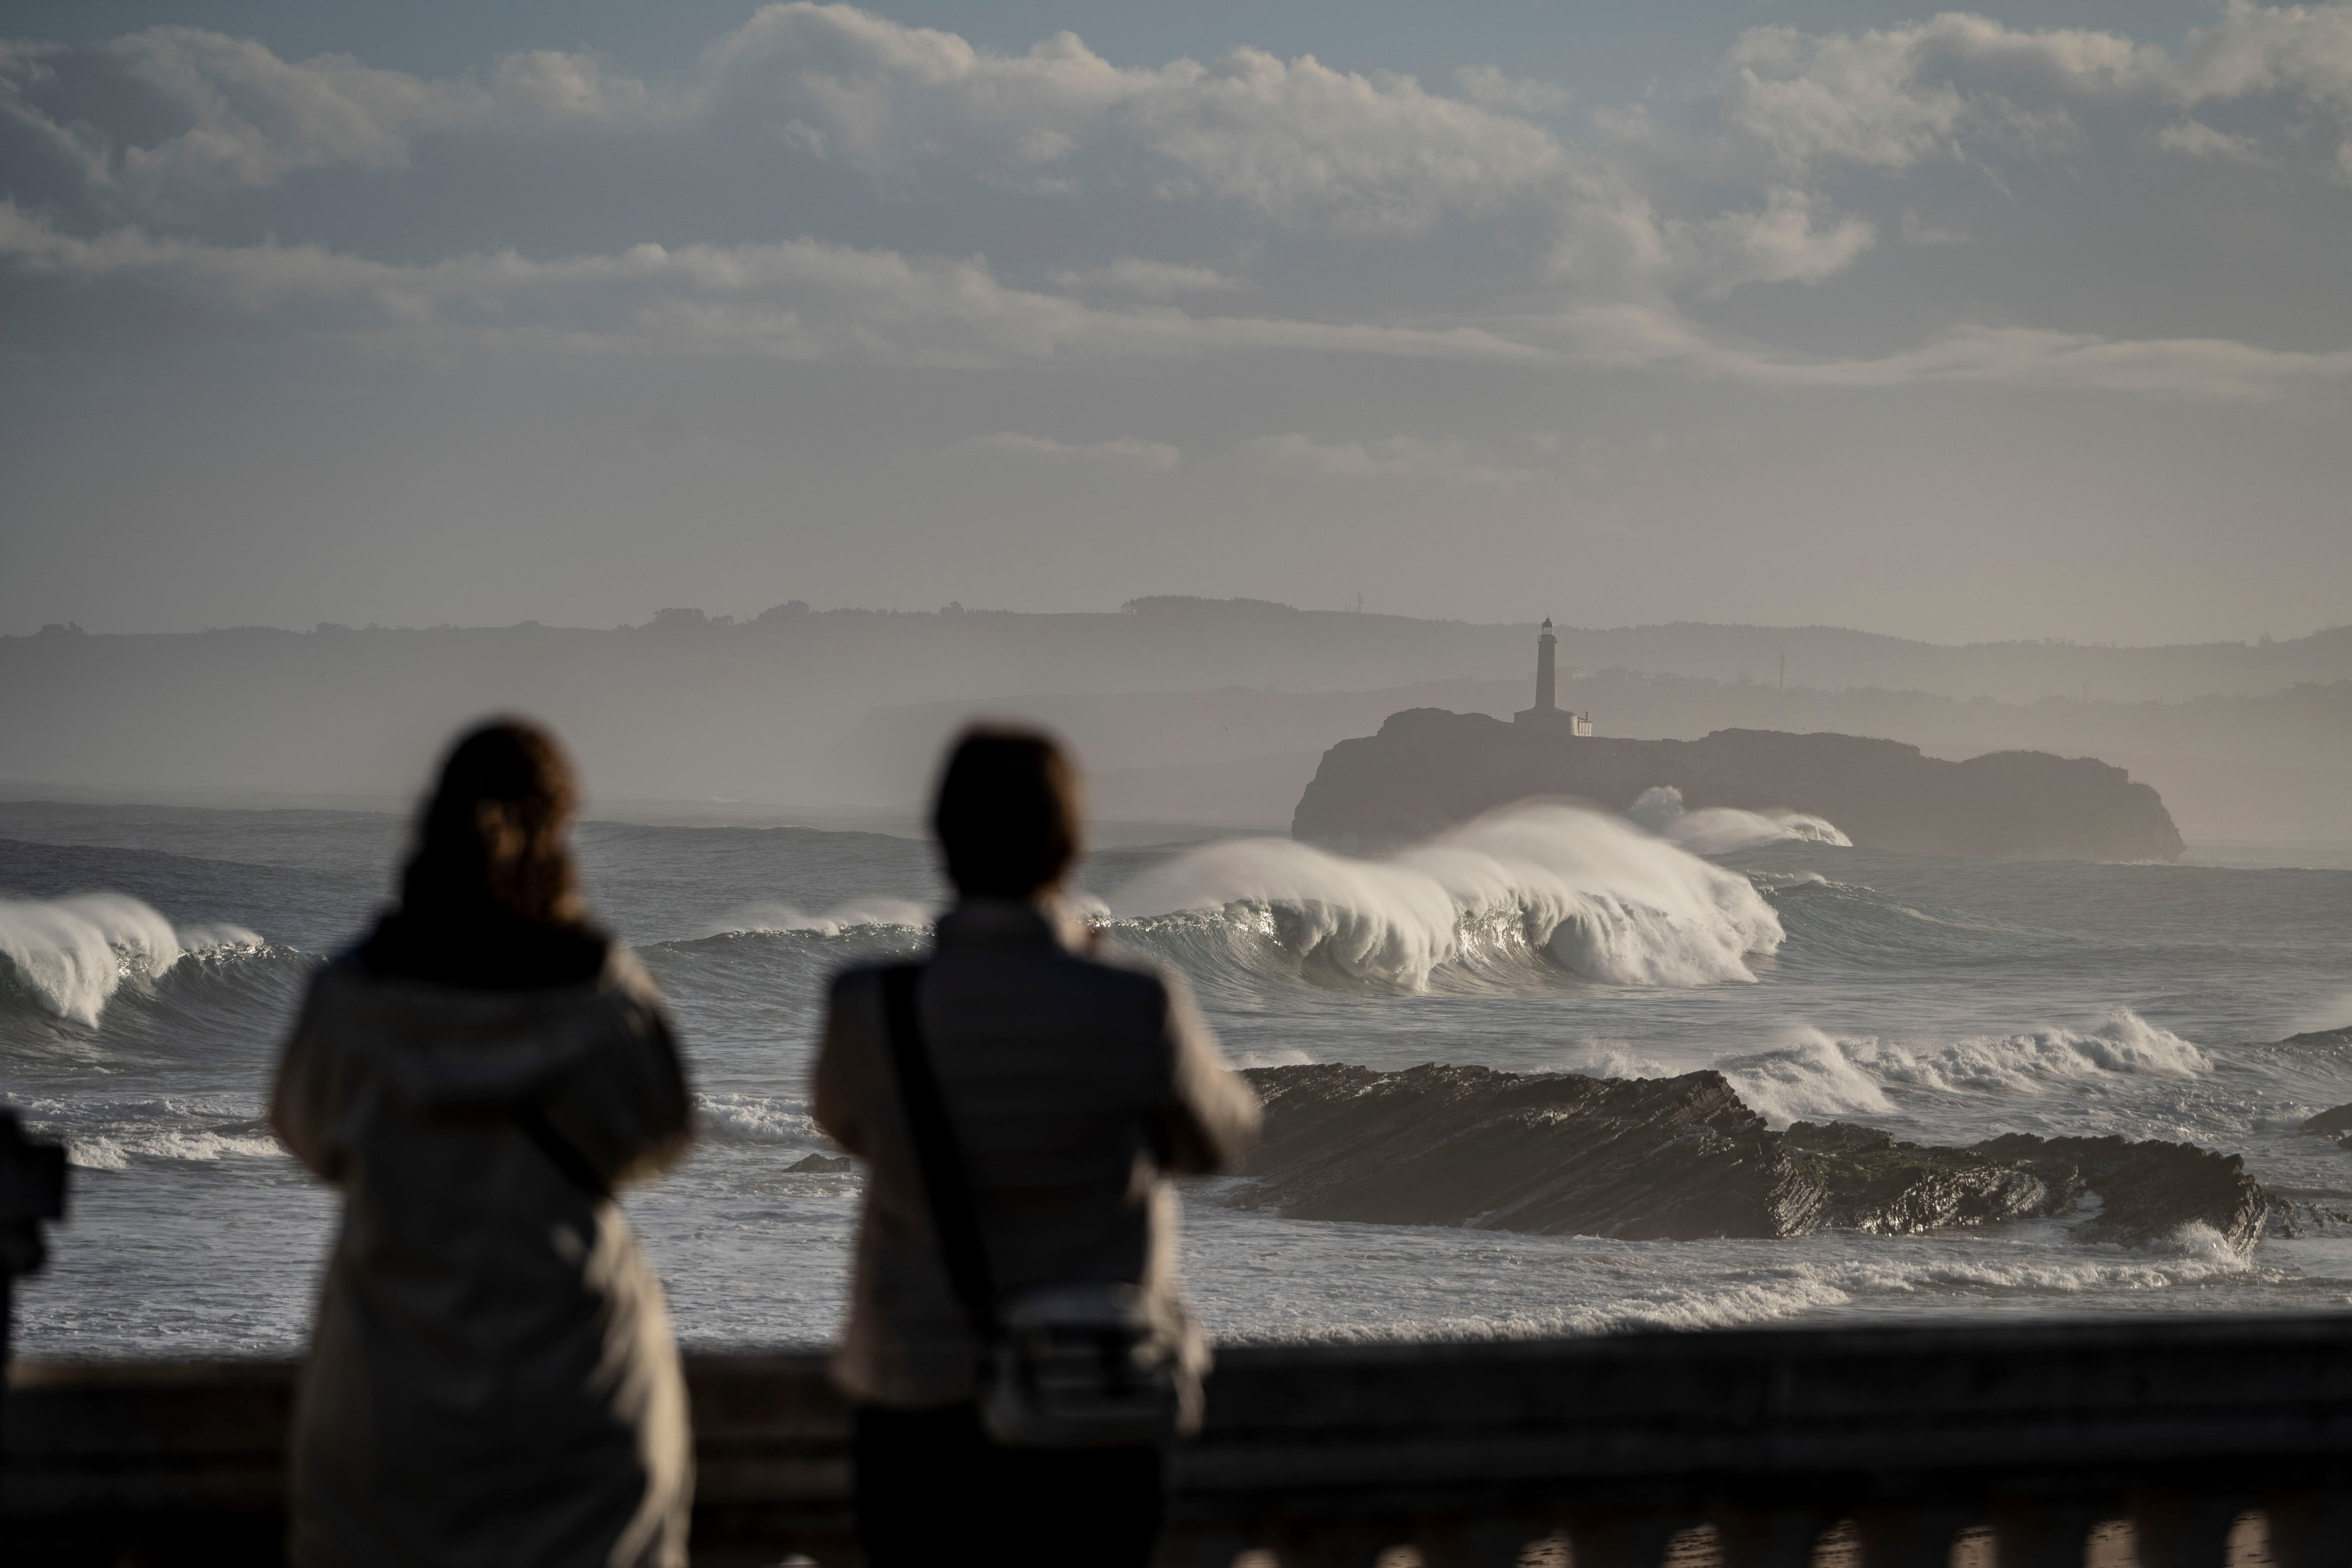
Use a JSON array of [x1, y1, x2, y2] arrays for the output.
[[705, 898, 935, 938], [1105, 801, 1783, 990], [0, 893, 262, 1025], [1723, 1009, 2213, 1125], [1627, 785, 1851, 856]]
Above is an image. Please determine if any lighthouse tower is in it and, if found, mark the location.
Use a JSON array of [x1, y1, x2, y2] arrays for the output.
[[1513, 617, 1592, 735]]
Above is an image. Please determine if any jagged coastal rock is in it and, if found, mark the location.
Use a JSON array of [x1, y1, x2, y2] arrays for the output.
[[2293, 1031, 2352, 1147], [1232, 1063, 2265, 1250], [1291, 710, 2185, 860]]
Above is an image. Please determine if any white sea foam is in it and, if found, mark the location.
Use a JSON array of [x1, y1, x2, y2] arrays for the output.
[[1723, 1010, 2214, 1125], [707, 898, 935, 938], [694, 1092, 823, 1147], [1107, 801, 1784, 989], [64, 1127, 283, 1170], [1627, 785, 1851, 856], [1199, 1238, 2265, 1346], [0, 892, 256, 1025]]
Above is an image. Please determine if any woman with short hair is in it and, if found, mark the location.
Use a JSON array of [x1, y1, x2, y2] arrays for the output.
[[272, 719, 693, 1568], [815, 724, 1261, 1568]]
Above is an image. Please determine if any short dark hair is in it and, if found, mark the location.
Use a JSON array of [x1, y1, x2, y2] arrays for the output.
[[932, 726, 1082, 899]]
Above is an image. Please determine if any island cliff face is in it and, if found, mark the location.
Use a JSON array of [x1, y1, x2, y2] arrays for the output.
[[1291, 709, 2184, 860]]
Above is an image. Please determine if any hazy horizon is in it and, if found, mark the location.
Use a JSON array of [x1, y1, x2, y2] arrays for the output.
[[4, 598, 2345, 842], [15, 597, 2352, 651]]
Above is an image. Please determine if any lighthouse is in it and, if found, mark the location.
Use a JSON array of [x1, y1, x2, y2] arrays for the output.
[[1513, 617, 1592, 735]]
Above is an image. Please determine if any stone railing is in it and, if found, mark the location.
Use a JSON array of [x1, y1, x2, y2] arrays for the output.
[[9, 1314, 2352, 1566]]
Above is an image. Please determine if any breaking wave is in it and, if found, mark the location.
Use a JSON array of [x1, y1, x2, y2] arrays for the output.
[[0, 892, 262, 1025], [1721, 1010, 2214, 1125], [694, 1091, 823, 1148], [1104, 801, 1782, 990], [705, 898, 935, 938], [1627, 786, 1851, 856]]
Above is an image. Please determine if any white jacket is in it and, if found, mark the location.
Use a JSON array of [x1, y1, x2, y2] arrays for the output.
[[270, 946, 692, 1568]]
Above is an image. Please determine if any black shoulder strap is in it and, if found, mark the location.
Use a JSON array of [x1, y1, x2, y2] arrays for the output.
[[881, 964, 999, 1336], [514, 1101, 612, 1201]]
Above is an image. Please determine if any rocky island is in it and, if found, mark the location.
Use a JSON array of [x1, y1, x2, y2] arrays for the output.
[[1291, 621, 2184, 859], [1230, 1062, 2266, 1250]]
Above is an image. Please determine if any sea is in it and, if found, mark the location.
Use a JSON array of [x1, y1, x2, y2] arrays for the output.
[[5, 790, 2352, 1359]]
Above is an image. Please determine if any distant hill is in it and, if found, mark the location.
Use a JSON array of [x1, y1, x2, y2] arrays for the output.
[[0, 600, 2341, 829]]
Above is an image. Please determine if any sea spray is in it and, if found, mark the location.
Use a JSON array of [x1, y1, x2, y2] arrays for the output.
[[0, 893, 257, 1025], [1106, 801, 1782, 989], [1627, 785, 1851, 856], [1722, 1010, 2214, 1126], [705, 897, 935, 938]]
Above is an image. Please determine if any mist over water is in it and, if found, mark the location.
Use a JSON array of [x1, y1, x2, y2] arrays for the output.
[[6, 796, 2352, 1355]]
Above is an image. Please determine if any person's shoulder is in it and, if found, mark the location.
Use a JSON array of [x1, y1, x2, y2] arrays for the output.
[[300, 948, 379, 1010], [1062, 937, 1182, 1008], [825, 958, 914, 1003]]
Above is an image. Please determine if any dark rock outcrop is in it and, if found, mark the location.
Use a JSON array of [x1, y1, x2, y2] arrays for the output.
[[2302, 1105, 2352, 1140], [1235, 1064, 2265, 1248], [2289, 1030, 2352, 1145], [1291, 710, 2183, 860], [1782, 1121, 2078, 1235], [1230, 1063, 1811, 1240], [1970, 1133, 2268, 1252]]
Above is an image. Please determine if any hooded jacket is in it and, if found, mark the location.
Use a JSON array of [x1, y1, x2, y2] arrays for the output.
[[270, 945, 692, 1568]]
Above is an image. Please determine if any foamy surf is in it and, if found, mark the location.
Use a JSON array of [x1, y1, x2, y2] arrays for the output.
[[1627, 785, 1851, 856], [1183, 1203, 2270, 1347], [705, 898, 935, 938], [1106, 801, 1783, 989], [1723, 1010, 2214, 1125], [0, 892, 262, 1025]]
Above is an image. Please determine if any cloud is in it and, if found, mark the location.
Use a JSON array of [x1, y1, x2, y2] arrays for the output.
[[6, 6, 2352, 404], [4, 8, 1601, 239], [0, 25, 679, 210], [1554, 303, 2352, 402], [1045, 258, 1245, 298], [949, 432, 1180, 469], [1686, 6, 2352, 185], [1244, 433, 1553, 489], [707, 4, 1590, 235], [1666, 187, 1876, 293], [2148, 117, 2269, 163], [1454, 66, 1570, 115], [0, 201, 1551, 367], [107, 27, 471, 191]]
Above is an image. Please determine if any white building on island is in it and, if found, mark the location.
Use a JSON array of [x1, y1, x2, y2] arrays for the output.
[[1513, 618, 1593, 735]]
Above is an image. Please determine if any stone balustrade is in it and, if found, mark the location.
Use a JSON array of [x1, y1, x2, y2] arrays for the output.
[[9, 1314, 2352, 1567]]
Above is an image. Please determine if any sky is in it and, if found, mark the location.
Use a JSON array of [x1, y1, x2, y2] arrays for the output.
[[2, 0, 2348, 645]]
